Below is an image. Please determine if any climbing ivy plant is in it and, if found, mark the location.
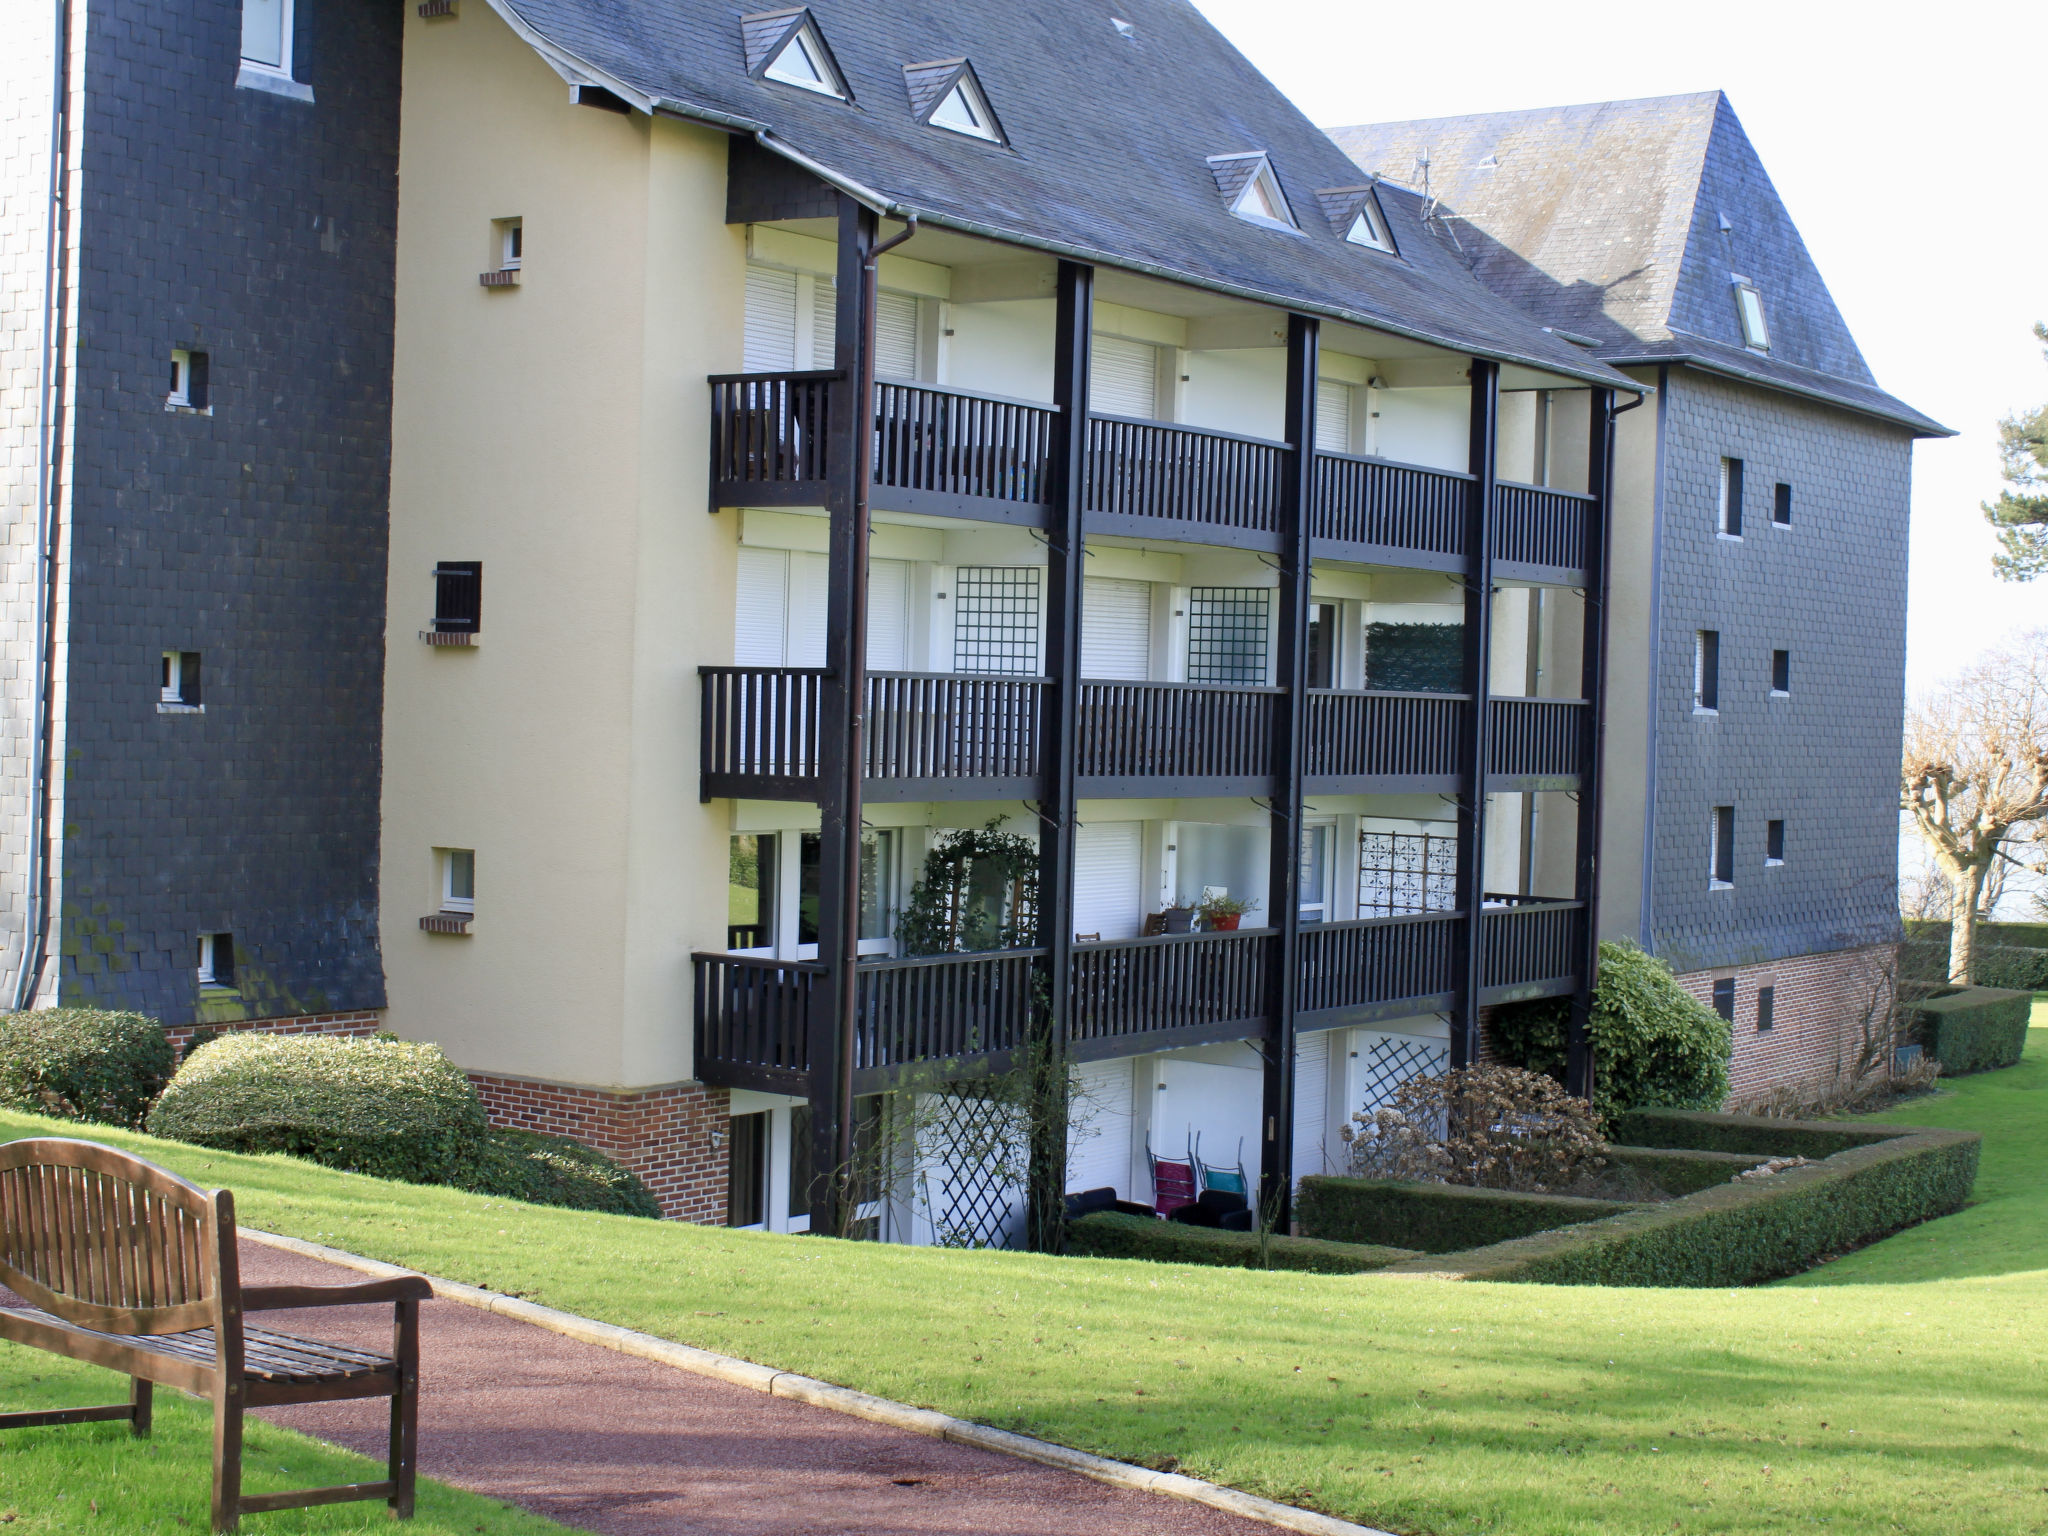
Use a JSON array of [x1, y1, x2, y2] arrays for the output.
[[894, 820, 1041, 956]]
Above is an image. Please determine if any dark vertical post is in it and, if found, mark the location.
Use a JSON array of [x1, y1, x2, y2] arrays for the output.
[[1260, 314, 1317, 1224], [1028, 261, 1093, 1251], [1452, 359, 1500, 1067], [1566, 388, 1617, 1099], [808, 195, 876, 1235]]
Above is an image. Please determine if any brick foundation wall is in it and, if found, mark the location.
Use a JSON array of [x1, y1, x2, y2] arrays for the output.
[[165, 1009, 384, 1060], [469, 1075, 731, 1225], [1674, 944, 1898, 1103]]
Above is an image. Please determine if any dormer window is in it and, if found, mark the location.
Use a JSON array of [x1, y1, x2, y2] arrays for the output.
[[903, 60, 1004, 145], [1209, 153, 1297, 234], [1346, 208, 1393, 251], [1315, 186, 1398, 257], [742, 9, 849, 101], [1731, 277, 1770, 351]]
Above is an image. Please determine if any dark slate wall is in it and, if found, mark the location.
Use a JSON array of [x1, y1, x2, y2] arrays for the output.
[[59, 0, 398, 1023], [1648, 368, 1910, 972]]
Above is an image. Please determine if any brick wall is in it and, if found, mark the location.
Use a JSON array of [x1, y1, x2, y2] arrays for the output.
[[470, 1075, 731, 1224], [164, 1007, 382, 1060], [1674, 943, 1898, 1102]]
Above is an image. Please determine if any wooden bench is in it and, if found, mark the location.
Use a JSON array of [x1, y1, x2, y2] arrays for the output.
[[0, 1137, 429, 1531]]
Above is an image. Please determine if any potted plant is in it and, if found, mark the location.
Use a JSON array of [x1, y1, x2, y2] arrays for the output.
[[1160, 905, 1196, 934], [1196, 893, 1260, 932]]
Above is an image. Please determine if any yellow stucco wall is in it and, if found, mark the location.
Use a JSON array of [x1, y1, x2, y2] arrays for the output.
[[381, 1, 742, 1089]]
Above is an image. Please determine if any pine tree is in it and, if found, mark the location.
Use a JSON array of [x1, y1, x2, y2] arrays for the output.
[[1983, 322, 2048, 581]]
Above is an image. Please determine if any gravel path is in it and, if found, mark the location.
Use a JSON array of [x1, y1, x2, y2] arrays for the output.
[[239, 1239, 1277, 1536]]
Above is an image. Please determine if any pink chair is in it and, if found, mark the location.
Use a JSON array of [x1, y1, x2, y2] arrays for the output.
[[1147, 1141, 1198, 1218]]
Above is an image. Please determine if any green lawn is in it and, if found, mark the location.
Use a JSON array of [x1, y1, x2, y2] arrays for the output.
[[4, 1025, 2047, 1536], [0, 1353, 568, 1535]]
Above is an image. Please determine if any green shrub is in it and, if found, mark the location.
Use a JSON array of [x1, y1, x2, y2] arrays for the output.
[[1608, 1107, 1899, 1158], [1386, 1119, 1980, 1286], [1602, 1144, 1770, 1196], [1066, 1211, 1414, 1274], [1904, 985, 2032, 1075], [1490, 940, 1731, 1117], [1901, 925, 2048, 991], [458, 1128, 662, 1218], [1296, 1177, 1639, 1253], [0, 1010, 173, 1128], [147, 1032, 486, 1184]]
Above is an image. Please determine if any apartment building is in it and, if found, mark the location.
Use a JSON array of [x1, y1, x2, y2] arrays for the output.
[[2, 3, 1939, 1234]]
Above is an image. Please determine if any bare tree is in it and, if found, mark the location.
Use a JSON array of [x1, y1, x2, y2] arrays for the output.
[[1901, 630, 2048, 981]]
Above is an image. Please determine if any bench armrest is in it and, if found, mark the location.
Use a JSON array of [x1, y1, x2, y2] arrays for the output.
[[240, 1276, 433, 1312]]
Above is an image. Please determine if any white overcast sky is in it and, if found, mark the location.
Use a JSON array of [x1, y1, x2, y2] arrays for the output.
[[1197, 0, 2045, 697]]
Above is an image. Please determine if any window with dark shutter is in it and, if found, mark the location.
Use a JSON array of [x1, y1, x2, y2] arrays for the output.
[[433, 562, 482, 634], [1711, 805, 1735, 887], [1719, 458, 1744, 537], [1712, 977, 1735, 1022], [1771, 649, 1790, 694], [1756, 984, 1775, 1032], [1773, 482, 1792, 527], [1766, 819, 1785, 865]]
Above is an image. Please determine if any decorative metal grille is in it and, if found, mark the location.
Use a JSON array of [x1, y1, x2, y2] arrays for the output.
[[953, 567, 1041, 675], [1357, 831, 1459, 915], [912, 1090, 1026, 1249], [1355, 1032, 1450, 1114], [1187, 587, 1270, 684]]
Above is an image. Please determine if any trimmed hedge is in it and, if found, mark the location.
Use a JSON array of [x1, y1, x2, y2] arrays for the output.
[[1602, 1144, 1770, 1196], [1067, 1211, 1415, 1274], [148, 1032, 486, 1184], [1903, 985, 2032, 1075], [1296, 1177, 1639, 1254], [458, 1128, 661, 1218], [0, 1010, 173, 1128], [1383, 1117, 1980, 1287], [1607, 1107, 1900, 1159], [1901, 930, 2048, 992]]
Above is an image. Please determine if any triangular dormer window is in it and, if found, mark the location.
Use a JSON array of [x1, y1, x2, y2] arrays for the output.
[[1208, 152, 1297, 233], [903, 60, 1006, 145], [1314, 185, 1399, 257], [742, 9, 850, 101]]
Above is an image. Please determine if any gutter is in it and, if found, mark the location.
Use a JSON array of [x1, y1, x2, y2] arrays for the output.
[[1603, 343, 1949, 439]]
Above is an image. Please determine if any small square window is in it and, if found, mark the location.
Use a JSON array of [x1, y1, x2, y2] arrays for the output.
[[1710, 805, 1734, 888], [167, 350, 209, 410], [1694, 630, 1720, 713], [160, 650, 202, 708], [441, 849, 476, 915], [1766, 819, 1785, 865], [498, 219, 523, 271], [197, 932, 235, 990], [433, 561, 482, 634], [1771, 649, 1790, 695], [1773, 483, 1792, 527], [1718, 457, 1744, 538], [1711, 977, 1735, 1022], [1756, 984, 1775, 1033]]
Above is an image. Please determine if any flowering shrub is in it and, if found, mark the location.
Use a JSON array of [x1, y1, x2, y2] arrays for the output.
[[1339, 1063, 1606, 1193]]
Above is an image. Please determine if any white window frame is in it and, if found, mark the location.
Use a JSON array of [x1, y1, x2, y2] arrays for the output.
[[1709, 806, 1735, 890], [1345, 203, 1393, 253], [241, 0, 292, 73], [161, 650, 185, 705], [763, 23, 843, 99], [1232, 164, 1297, 232], [498, 219, 523, 272], [441, 848, 476, 916], [168, 351, 193, 409], [1718, 457, 1744, 540], [196, 933, 230, 988], [1765, 818, 1786, 868], [927, 75, 999, 142], [1693, 629, 1718, 715], [236, 0, 313, 100], [1731, 278, 1770, 352]]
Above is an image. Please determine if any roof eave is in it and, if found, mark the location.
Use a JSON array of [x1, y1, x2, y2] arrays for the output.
[[1601, 348, 1952, 437]]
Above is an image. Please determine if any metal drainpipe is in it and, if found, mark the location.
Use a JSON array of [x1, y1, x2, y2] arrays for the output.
[[15, 0, 73, 1010], [829, 213, 918, 1196]]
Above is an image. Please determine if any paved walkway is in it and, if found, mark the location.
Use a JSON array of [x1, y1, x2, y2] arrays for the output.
[[240, 1240, 1277, 1536]]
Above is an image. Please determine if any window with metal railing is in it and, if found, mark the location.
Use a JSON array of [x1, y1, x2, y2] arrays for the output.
[[1357, 830, 1458, 916], [1187, 587, 1270, 684], [951, 567, 1040, 674]]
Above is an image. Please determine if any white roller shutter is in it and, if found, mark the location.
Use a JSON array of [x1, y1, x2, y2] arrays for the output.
[[1073, 820, 1143, 941], [1293, 1031, 1332, 1179], [875, 291, 919, 380], [734, 547, 789, 665], [785, 551, 829, 668], [866, 558, 910, 670], [1316, 381, 1353, 455], [744, 267, 799, 372], [811, 276, 837, 367], [1066, 1058, 1136, 1197], [1090, 335, 1158, 419], [1082, 577, 1151, 680]]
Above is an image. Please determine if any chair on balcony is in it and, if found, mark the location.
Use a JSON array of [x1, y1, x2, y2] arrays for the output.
[[1147, 1140, 1197, 1219]]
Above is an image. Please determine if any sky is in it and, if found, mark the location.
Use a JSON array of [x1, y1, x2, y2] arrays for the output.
[[1197, 0, 2046, 699]]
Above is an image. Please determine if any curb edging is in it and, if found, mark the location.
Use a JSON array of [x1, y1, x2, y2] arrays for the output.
[[244, 1228, 1392, 1536]]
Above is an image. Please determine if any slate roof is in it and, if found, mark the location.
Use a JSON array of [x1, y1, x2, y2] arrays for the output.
[[481, 0, 1640, 391], [1328, 93, 1948, 436]]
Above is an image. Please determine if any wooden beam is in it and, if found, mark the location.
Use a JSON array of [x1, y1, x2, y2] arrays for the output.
[[1452, 360, 1500, 1068], [1567, 388, 1617, 1100]]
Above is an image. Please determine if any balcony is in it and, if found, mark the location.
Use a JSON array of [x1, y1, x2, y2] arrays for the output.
[[708, 373, 1592, 580], [691, 900, 1583, 1092]]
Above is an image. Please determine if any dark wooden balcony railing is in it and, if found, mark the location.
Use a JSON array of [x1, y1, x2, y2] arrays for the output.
[[874, 380, 1057, 516], [1297, 911, 1461, 1018], [1493, 482, 1593, 573], [1311, 451, 1469, 562], [853, 948, 1042, 1075], [693, 951, 819, 1088], [1305, 690, 1464, 784], [1076, 682, 1276, 786], [1480, 898, 1583, 993], [709, 372, 834, 494], [1488, 697, 1588, 781], [1084, 415, 1285, 540], [1069, 929, 1271, 1059], [700, 668, 1044, 798]]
